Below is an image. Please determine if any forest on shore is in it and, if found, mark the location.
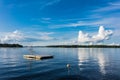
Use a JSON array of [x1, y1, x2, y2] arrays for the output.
[[46, 45, 120, 48], [0, 44, 23, 47]]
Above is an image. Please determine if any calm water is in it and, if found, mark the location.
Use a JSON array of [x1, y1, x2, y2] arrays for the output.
[[0, 47, 120, 80]]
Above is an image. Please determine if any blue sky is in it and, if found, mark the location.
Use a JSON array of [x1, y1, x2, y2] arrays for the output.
[[0, 0, 120, 46]]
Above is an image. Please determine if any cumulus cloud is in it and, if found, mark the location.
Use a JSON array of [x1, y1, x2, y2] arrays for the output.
[[0, 30, 24, 43], [78, 31, 90, 43], [78, 26, 113, 44]]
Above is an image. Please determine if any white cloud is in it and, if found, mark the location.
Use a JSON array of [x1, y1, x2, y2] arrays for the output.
[[41, 18, 51, 21], [51, 17, 120, 29], [66, 21, 87, 27], [94, 1, 120, 12], [38, 32, 54, 36], [40, 0, 61, 9], [0, 30, 24, 43], [78, 31, 90, 43], [109, 1, 120, 6], [40, 35, 53, 40], [22, 32, 55, 43], [38, 32, 54, 40], [50, 21, 90, 28], [78, 26, 113, 44], [92, 26, 113, 42], [49, 1, 120, 29]]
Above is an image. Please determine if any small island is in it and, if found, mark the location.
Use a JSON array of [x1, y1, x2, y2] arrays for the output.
[[46, 45, 120, 48], [0, 43, 23, 47]]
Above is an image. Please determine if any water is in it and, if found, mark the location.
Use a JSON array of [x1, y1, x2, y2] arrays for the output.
[[0, 47, 120, 80]]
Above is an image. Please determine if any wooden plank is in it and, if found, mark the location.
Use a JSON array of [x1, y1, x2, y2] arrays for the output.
[[23, 55, 53, 60]]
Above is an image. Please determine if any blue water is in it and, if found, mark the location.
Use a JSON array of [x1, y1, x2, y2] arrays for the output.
[[0, 48, 120, 80]]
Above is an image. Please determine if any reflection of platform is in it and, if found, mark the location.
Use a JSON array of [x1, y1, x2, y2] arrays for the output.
[[23, 55, 53, 60]]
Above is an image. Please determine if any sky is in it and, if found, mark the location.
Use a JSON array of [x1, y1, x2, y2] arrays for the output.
[[0, 0, 120, 46]]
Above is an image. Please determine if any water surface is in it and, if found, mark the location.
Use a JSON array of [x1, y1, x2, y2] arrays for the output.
[[0, 47, 120, 80]]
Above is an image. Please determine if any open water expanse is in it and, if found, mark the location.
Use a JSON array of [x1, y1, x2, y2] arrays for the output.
[[0, 47, 120, 80]]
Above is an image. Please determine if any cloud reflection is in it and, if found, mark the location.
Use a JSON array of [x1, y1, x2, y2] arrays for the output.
[[77, 48, 109, 74]]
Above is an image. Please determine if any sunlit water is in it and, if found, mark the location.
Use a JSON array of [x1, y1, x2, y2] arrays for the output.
[[0, 47, 120, 80]]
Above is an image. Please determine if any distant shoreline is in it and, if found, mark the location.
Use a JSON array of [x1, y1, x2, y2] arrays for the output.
[[0, 44, 23, 47], [45, 45, 120, 48]]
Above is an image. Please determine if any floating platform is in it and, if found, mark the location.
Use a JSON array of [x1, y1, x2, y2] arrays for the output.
[[23, 55, 53, 60]]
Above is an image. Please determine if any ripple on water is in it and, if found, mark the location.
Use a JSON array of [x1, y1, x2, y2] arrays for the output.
[[7, 67, 67, 80]]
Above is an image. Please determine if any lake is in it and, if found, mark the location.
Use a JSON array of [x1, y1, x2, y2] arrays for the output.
[[0, 47, 120, 80]]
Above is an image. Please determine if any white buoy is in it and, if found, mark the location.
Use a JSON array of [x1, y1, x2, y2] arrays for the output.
[[66, 64, 70, 68], [66, 64, 71, 76]]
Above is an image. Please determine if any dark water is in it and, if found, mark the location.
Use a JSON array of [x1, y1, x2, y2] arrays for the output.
[[0, 47, 120, 80]]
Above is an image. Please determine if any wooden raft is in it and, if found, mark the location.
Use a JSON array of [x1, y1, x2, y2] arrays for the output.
[[23, 55, 53, 60]]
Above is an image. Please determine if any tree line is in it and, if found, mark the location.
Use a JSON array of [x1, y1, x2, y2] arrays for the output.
[[0, 43, 23, 47], [46, 45, 120, 48]]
